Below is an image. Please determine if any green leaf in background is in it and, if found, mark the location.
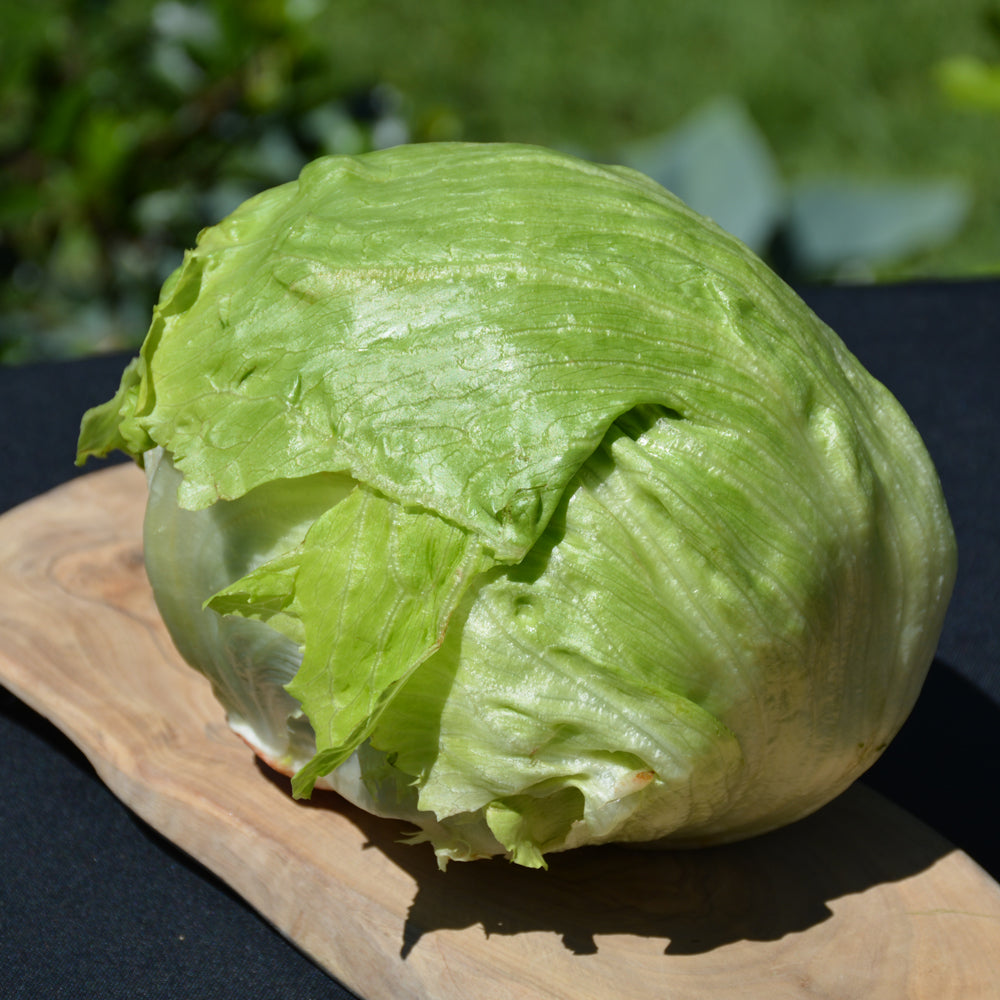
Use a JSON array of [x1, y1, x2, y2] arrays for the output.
[[935, 55, 1000, 112], [5, 3, 1000, 364], [300, 102, 367, 156], [618, 97, 784, 254], [152, 0, 223, 56], [785, 178, 971, 278]]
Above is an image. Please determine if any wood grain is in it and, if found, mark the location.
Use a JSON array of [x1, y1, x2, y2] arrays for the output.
[[1, 463, 998, 999]]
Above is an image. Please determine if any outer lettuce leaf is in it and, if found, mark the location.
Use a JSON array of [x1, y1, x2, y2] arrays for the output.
[[75, 356, 154, 463], [79, 144, 848, 557], [214, 485, 492, 796], [370, 394, 954, 863]]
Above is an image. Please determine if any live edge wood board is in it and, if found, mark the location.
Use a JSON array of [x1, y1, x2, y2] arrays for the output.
[[1, 464, 998, 999]]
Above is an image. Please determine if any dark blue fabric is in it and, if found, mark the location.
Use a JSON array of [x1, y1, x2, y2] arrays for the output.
[[1, 280, 997, 997], [798, 281, 1000, 877]]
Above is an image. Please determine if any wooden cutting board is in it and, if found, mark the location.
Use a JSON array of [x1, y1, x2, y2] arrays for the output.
[[1, 464, 999, 999]]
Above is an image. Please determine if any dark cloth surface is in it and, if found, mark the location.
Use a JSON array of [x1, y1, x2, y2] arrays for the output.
[[1, 279, 997, 998]]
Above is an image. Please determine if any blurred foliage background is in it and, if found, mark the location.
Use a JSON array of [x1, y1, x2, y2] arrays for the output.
[[2, 0, 998, 364]]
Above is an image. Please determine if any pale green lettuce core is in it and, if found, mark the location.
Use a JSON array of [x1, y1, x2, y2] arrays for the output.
[[77, 143, 956, 868]]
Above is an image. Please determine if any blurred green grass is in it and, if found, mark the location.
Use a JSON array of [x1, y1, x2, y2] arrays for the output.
[[2, 0, 998, 363]]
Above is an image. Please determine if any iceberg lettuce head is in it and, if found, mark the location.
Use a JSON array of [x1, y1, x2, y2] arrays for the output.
[[77, 143, 956, 868]]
